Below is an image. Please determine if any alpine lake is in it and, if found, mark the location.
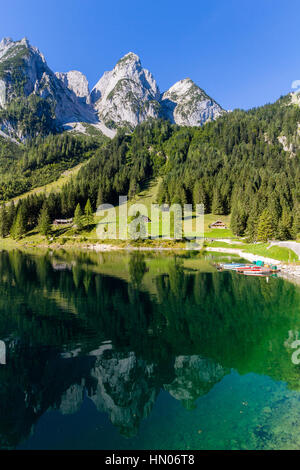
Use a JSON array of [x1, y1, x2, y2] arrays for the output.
[[0, 248, 300, 450]]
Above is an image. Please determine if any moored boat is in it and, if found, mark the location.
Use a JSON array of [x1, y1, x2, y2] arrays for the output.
[[217, 261, 279, 275], [242, 271, 268, 276], [237, 266, 261, 271], [219, 263, 251, 270], [237, 267, 272, 273]]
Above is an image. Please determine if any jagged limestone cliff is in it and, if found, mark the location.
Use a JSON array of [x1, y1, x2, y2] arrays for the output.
[[91, 52, 161, 129], [0, 37, 225, 139], [161, 78, 225, 126]]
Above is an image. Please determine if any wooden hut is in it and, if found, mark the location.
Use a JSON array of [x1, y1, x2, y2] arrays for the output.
[[53, 218, 73, 225], [208, 220, 227, 229]]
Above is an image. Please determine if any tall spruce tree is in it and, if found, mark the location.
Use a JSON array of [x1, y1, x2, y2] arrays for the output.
[[38, 203, 51, 236], [230, 203, 247, 236], [97, 187, 104, 207], [84, 199, 94, 226], [7, 201, 16, 234], [128, 178, 140, 199], [74, 203, 83, 231], [212, 189, 224, 215], [193, 182, 208, 213], [291, 205, 300, 239], [0, 204, 8, 238], [256, 209, 275, 242], [11, 206, 26, 239], [277, 209, 292, 240]]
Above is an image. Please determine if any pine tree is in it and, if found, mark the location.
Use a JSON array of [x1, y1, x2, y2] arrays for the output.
[[291, 204, 300, 240], [193, 182, 208, 213], [97, 186, 104, 207], [268, 195, 281, 227], [256, 209, 275, 242], [212, 189, 224, 215], [245, 211, 257, 242], [7, 201, 16, 234], [74, 203, 83, 231], [0, 204, 8, 238], [179, 187, 187, 205], [277, 209, 292, 240], [157, 180, 167, 205], [84, 199, 94, 226], [128, 178, 139, 199], [38, 204, 51, 236], [230, 203, 247, 236], [11, 206, 26, 239]]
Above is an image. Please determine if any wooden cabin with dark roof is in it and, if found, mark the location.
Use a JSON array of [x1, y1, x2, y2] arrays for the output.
[[208, 220, 227, 229]]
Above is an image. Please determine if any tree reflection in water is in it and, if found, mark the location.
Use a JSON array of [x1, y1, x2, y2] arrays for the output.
[[0, 249, 299, 449]]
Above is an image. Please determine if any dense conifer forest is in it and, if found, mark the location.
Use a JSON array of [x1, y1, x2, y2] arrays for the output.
[[0, 94, 299, 241], [0, 131, 107, 200]]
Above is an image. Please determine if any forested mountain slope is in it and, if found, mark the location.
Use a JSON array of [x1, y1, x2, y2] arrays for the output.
[[0, 94, 299, 241], [0, 131, 107, 200]]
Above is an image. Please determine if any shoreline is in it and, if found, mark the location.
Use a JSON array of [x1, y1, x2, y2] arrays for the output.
[[204, 246, 281, 265], [1, 241, 299, 284], [204, 246, 300, 284]]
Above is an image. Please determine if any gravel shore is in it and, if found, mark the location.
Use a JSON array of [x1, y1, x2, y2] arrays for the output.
[[204, 247, 300, 283]]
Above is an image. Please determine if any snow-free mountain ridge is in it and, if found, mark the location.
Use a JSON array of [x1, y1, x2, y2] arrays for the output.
[[0, 37, 225, 139]]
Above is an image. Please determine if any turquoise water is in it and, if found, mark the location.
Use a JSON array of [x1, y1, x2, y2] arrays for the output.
[[0, 249, 299, 450]]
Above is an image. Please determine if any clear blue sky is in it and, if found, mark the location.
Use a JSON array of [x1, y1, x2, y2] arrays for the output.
[[1, 0, 300, 110]]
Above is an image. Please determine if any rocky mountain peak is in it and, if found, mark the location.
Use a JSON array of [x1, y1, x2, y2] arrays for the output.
[[161, 77, 225, 126], [0, 37, 100, 137], [0, 37, 25, 60], [0, 37, 48, 103], [0, 37, 13, 48], [55, 70, 91, 105], [117, 51, 141, 65], [91, 51, 161, 129], [291, 91, 300, 106], [0, 36, 46, 69], [0, 36, 225, 138], [163, 78, 202, 99], [20, 37, 30, 47]]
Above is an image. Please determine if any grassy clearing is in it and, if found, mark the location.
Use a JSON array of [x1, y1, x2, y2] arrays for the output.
[[206, 241, 299, 263], [203, 228, 234, 238], [4, 174, 235, 244], [94, 178, 234, 239], [7, 176, 298, 263], [203, 213, 232, 233], [8, 162, 86, 205]]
